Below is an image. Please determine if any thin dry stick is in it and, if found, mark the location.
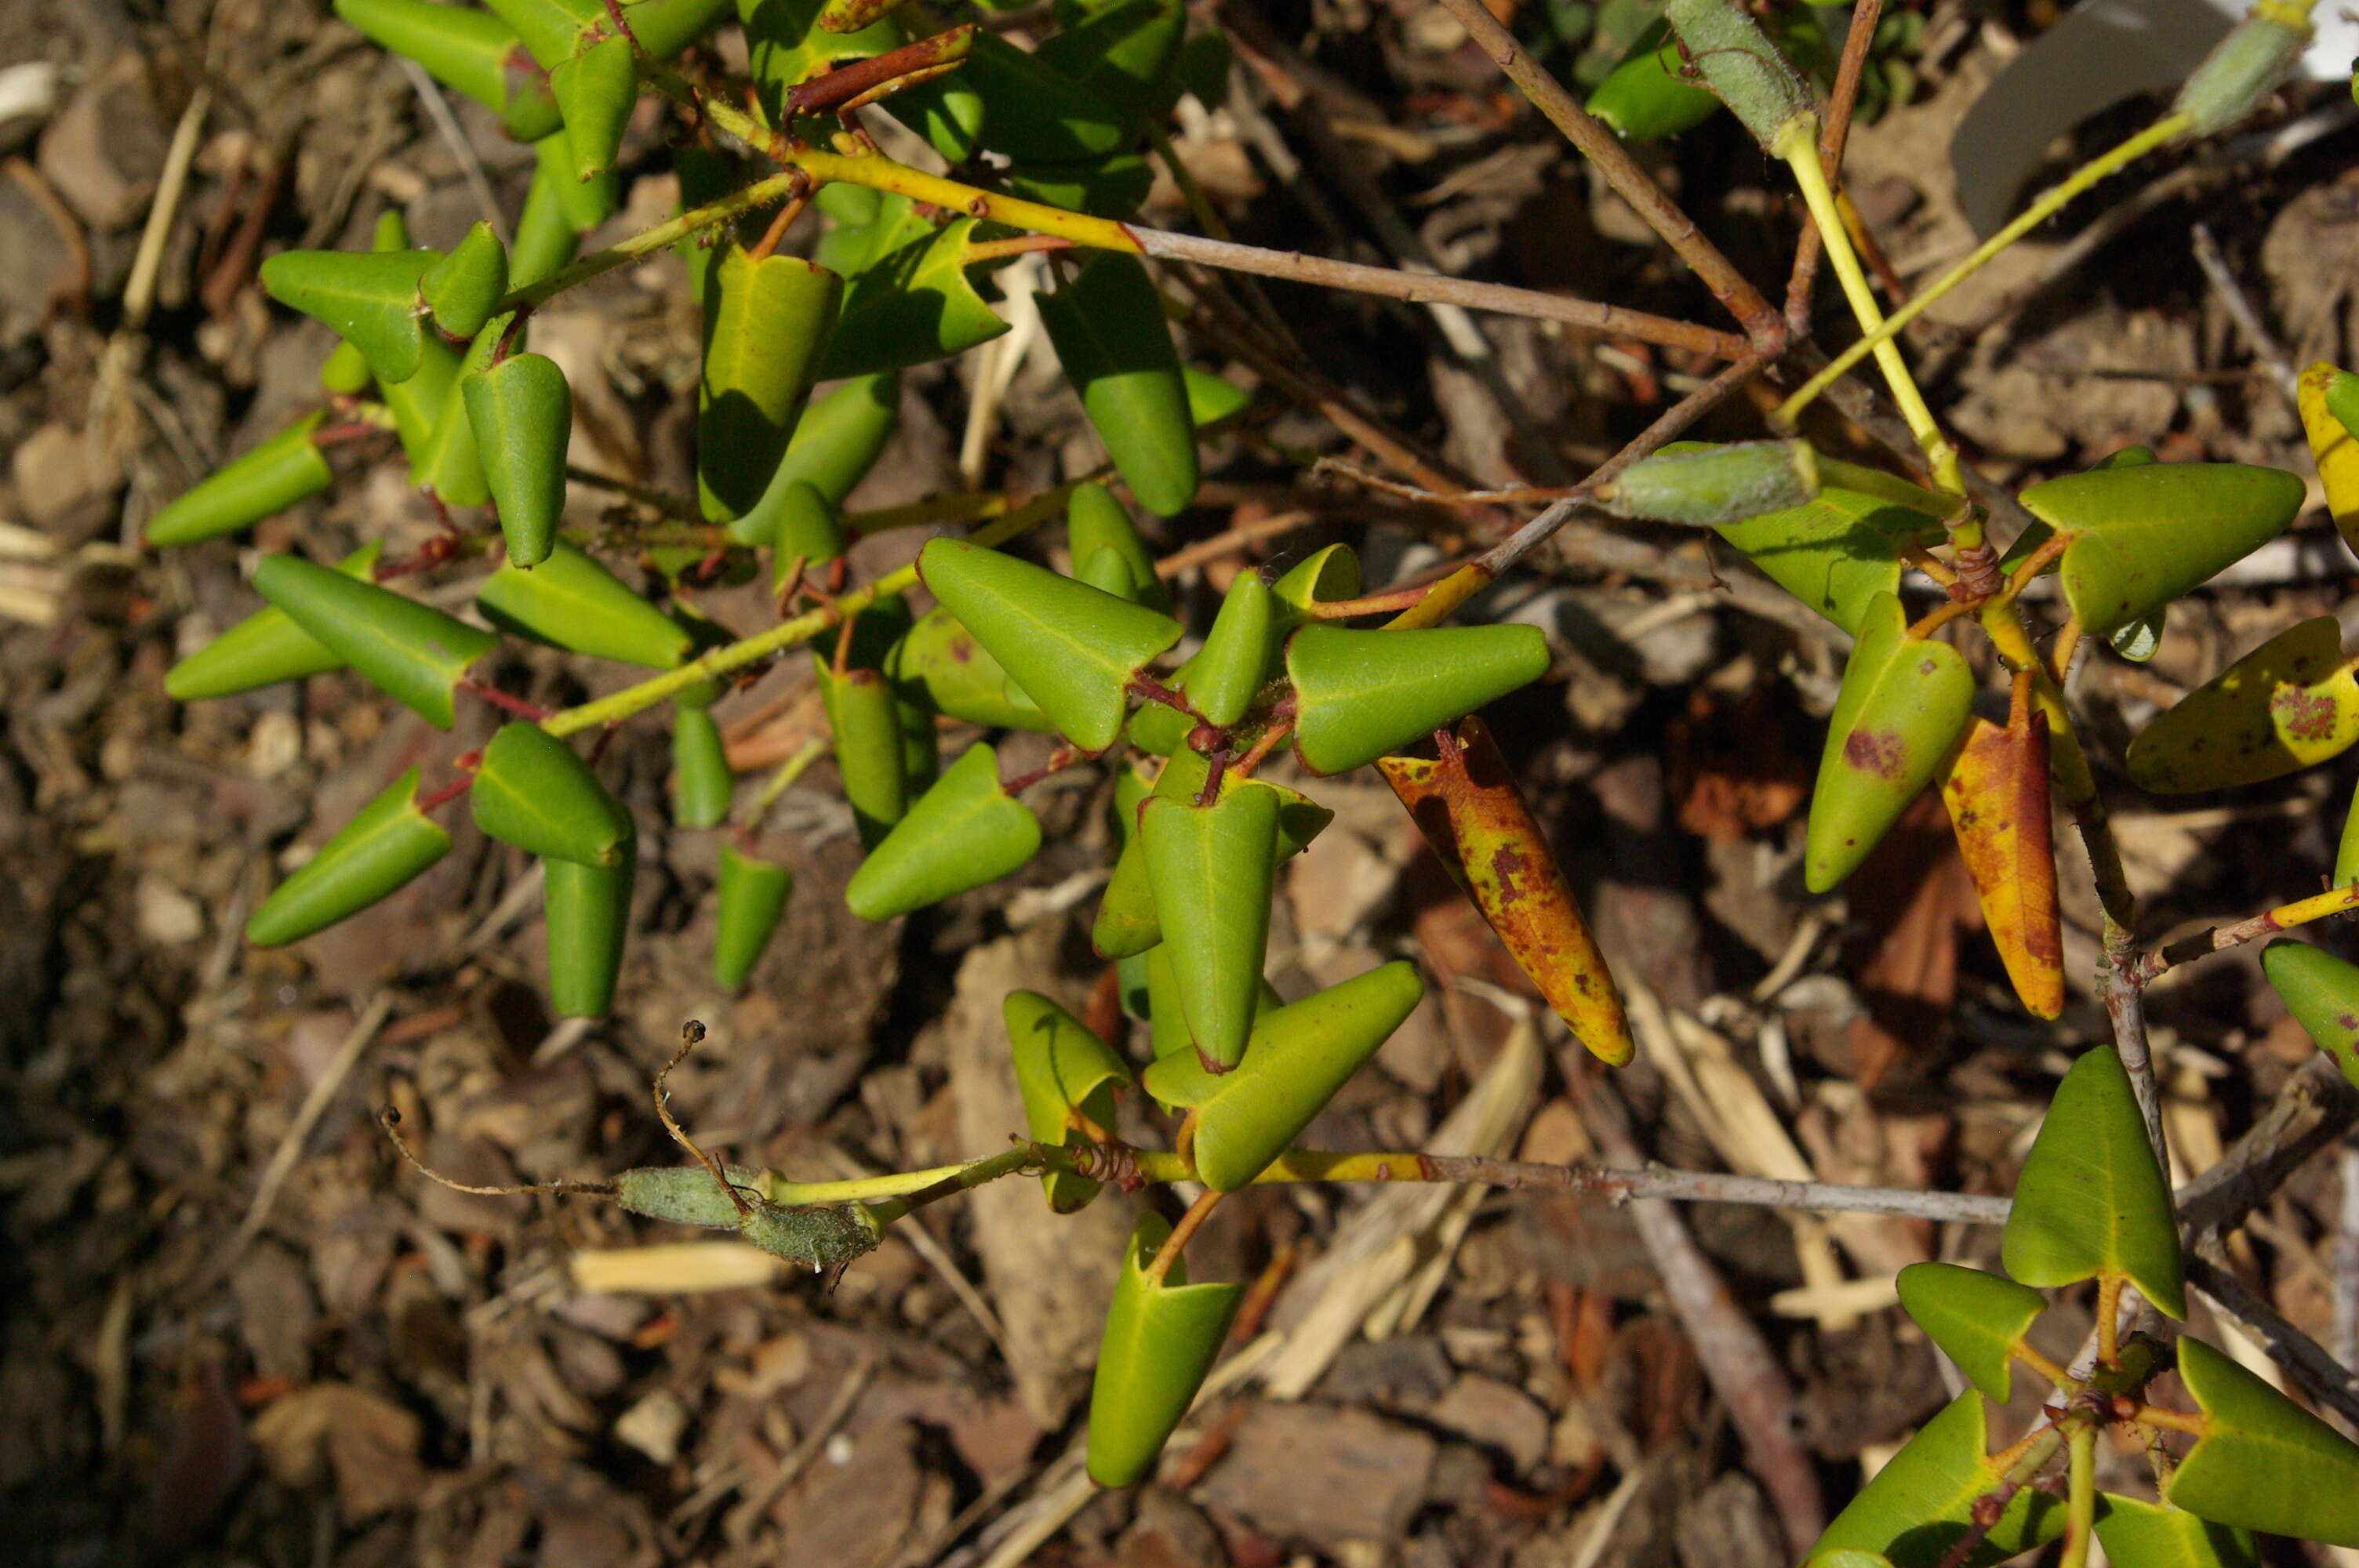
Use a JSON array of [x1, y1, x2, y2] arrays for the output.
[[2190, 221, 2299, 409], [395, 57, 509, 245], [1412, 1155, 2011, 1224], [653, 1021, 750, 1217], [722, 1354, 878, 1540], [2140, 884, 2359, 980], [2186, 1252, 2359, 1431], [231, 993, 396, 1254]]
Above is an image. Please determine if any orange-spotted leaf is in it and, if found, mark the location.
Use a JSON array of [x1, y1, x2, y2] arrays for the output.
[[1939, 696, 2063, 1019], [2125, 617, 2359, 793], [2299, 362, 2359, 557], [1377, 715, 1633, 1066]]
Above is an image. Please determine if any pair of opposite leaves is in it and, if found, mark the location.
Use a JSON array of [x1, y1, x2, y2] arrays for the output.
[[1809, 1046, 2359, 1566]]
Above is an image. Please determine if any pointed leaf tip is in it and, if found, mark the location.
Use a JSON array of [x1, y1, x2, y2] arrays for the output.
[[2001, 1045, 2184, 1318]]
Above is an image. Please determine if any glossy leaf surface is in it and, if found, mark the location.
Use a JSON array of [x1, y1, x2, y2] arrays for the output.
[[671, 705, 735, 829], [714, 843, 793, 989], [729, 373, 900, 544], [1067, 481, 1172, 612], [463, 350, 572, 566], [253, 554, 497, 729], [2258, 939, 2359, 1094], [1714, 485, 1944, 636], [1185, 570, 1274, 728], [1140, 784, 1281, 1070], [1270, 544, 1361, 625], [1005, 989, 1133, 1211], [476, 540, 692, 668], [1893, 1262, 2048, 1403], [2093, 1495, 2255, 1568], [548, 34, 637, 183], [816, 216, 1007, 379], [1379, 716, 1632, 1065], [1803, 593, 1976, 893], [844, 743, 1041, 919], [246, 767, 453, 946], [471, 722, 636, 867], [1036, 253, 1199, 517], [167, 543, 384, 701], [2125, 617, 2359, 793], [259, 248, 435, 386], [886, 605, 1058, 732], [2001, 1045, 2184, 1317], [1587, 20, 1721, 139], [332, 0, 563, 140], [1939, 710, 2063, 1018], [1806, 1392, 2063, 1568], [1183, 366, 1251, 428], [1033, 0, 1183, 118], [2018, 463, 2305, 637], [959, 32, 1130, 162], [546, 851, 632, 1018], [1287, 622, 1550, 776], [699, 248, 843, 521], [918, 539, 1182, 751], [422, 220, 508, 339], [820, 663, 909, 848], [1085, 1210, 1243, 1486], [2165, 1335, 2359, 1545], [146, 412, 333, 547], [1096, 750, 1329, 959]]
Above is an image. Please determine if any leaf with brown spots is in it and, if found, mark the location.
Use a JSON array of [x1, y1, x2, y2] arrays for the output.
[[1939, 678, 2063, 1019], [2298, 362, 2359, 557], [2125, 616, 2359, 793], [1378, 717, 1634, 1065]]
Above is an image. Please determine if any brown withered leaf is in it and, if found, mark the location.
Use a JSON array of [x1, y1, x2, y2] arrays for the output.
[[1939, 693, 2064, 1020], [1379, 717, 1634, 1065]]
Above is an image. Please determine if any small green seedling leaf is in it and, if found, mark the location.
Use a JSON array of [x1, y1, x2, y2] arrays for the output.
[[1185, 570, 1275, 728], [671, 704, 735, 829], [845, 742, 1042, 919], [817, 216, 1009, 380], [2258, 939, 2359, 1094], [700, 248, 844, 522], [1150, 960, 1426, 1189], [167, 543, 385, 701], [1803, 592, 1976, 893], [421, 220, 508, 339], [819, 662, 910, 848], [1036, 253, 1200, 517], [549, 33, 638, 183], [2125, 616, 2359, 793], [1085, 1210, 1244, 1486], [476, 539, 693, 669], [1140, 784, 1281, 1071], [245, 766, 453, 946], [1286, 622, 1551, 776], [253, 553, 499, 729], [1586, 19, 1721, 140], [1601, 439, 1819, 526], [1714, 485, 1945, 637], [333, 0, 564, 140], [1893, 1262, 2049, 1403], [2092, 1495, 2256, 1568], [463, 350, 572, 567], [729, 372, 901, 543], [886, 606, 1058, 732], [713, 842, 794, 989], [145, 412, 334, 547], [918, 539, 1183, 751], [472, 722, 636, 867], [2001, 1045, 2185, 1317], [1067, 481, 1172, 613], [2017, 463, 2305, 637], [1805, 1392, 2065, 1568], [2165, 1335, 2359, 1546], [1005, 990, 1134, 1212], [546, 850, 632, 1018], [259, 248, 436, 387]]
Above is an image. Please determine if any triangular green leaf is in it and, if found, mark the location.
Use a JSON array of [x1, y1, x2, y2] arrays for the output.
[[958, 31, 1131, 162], [713, 842, 793, 989], [671, 703, 734, 829], [549, 33, 638, 183], [145, 412, 334, 547], [699, 247, 843, 521], [1184, 570, 1275, 728], [463, 350, 572, 567], [1140, 784, 1281, 1071], [546, 850, 632, 1018], [167, 543, 385, 701], [1894, 1261, 2049, 1402], [2165, 1335, 2359, 1546], [1806, 1392, 2065, 1568], [2093, 1494, 2256, 1568], [1085, 1210, 1243, 1486], [471, 721, 636, 867], [2001, 1046, 2185, 1317], [844, 742, 1041, 918], [1036, 253, 1198, 517], [725, 372, 900, 544], [886, 605, 1058, 733], [476, 539, 692, 669], [253, 553, 499, 729], [246, 767, 453, 946], [1285, 622, 1550, 775], [2258, 938, 2359, 1098], [422, 220, 509, 340], [1714, 485, 1945, 636], [1067, 481, 1172, 613], [258, 249, 435, 386], [816, 216, 1009, 380], [819, 662, 909, 848], [1005, 989, 1132, 1211], [2018, 463, 2305, 637], [333, 0, 564, 139]]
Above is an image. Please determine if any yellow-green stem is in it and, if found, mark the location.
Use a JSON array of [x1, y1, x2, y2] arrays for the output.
[[1778, 113, 2194, 428], [500, 170, 808, 310], [2060, 1425, 2098, 1568], [748, 734, 831, 822]]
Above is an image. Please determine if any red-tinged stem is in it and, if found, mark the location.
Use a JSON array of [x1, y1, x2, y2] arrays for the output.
[[1146, 1189, 1223, 1285], [961, 234, 1078, 266], [464, 681, 556, 722], [1301, 585, 1433, 620], [2140, 883, 2359, 980], [415, 760, 479, 815], [310, 421, 390, 448]]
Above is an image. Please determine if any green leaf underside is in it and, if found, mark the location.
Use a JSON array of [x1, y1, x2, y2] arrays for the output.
[[1807, 1392, 2066, 1568], [844, 742, 1041, 919], [2260, 939, 2359, 1094], [245, 768, 453, 946], [2092, 1495, 2256, 1568], [1894, 1262, 2048, 1403], [2001, 1046, 2185, 1317], [2165, 1335, 2359, 1546], [888, 606, 1058, 732], [464, 351, 572, 568], [253, 554, 498, 729], [1714, 486, 1944, 636]]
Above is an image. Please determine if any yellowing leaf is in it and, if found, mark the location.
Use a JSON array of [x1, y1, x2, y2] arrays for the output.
[[2125, 617, 2359, 793], [2299, 362, 2359, 557], [1939, 695, 2063, 1019]]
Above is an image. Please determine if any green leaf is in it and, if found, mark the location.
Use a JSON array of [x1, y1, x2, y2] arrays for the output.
[[320, 338, 373, 397], [2124, 617, 2359, 793], [766, 480, 849, 573], [1183, 570, 1275, 728], [259, 248, 435, 387], [253, 553, 499, 729], [1140, 783, 1281, 1071], [548, 33, 638, 183], [1661, 0, 1812, 150], [1183, 366, 1251, 428], [812, 187, 937, 276], [166, 543, 384, 702], [2339, 782, 2359, 887], [421, 220, 508, 339], [2165, 1335, 2359, 1545], [1085, 1210, 1244, 1486], [2258, 940, 2359, 1095], [671, 704, 735, 829], [1005, 990, 1133, 1212], [482, 0, 597, 68], [886, 605, 1058, 732], [463, 350, 572, 567], [1714, 485, 1946, 636], [819, 663, 910, 848], [1802, 592, 1976, 893], [408, 314, 505, 507], [1805, 1392, 2065, 1568], [1603, 439, 1819, 526], [1154, 961, 1426, 1189], [144, 412, 334, 547], [2001, 1045, 2184, 1317], [1095, 746, 1332, 960], [510, 130, 609, 289], [2092, 1495, 2256, 1568], [960, 32, 1131, 162], [620, 0, 735, 59], [743, 0, 908, 119], [1893, 1262, 2049, 1402], [918, 539, 1182, 751], [1269, 544, 1361, 624], [1586, 19, 1721, 140], [545, 851, 632, 1018], [471, 721, 636, 867], [844, 742, 1041, 919], [1285, 622, 1551, 775], [1004, 151, 1156, 220], [727, 372, 900, 543], [713, 842, 793, 989], [1036, 253, 1199, 517], [475, 539, 693, 669], [2016, 463, 2306, 637], [333, 0, 564, 140], [815, 216, 1008, 380], [380, 335, 463, 470], [246, 767, 453, 946], [1067, 481, 1172, 612], [1034, 0, 1183, 119], [699, 247, 844, 522]]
